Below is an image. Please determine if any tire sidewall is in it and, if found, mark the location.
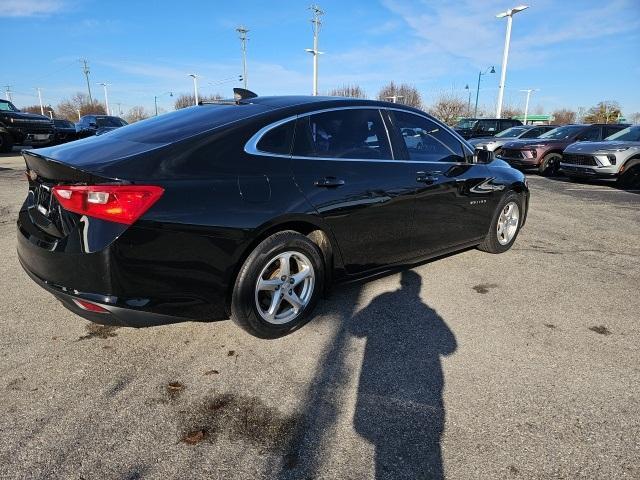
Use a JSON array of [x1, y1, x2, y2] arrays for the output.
[[485, 192, 524, 253], [232, 232, 324, 338], [539, 153, 561, 176]]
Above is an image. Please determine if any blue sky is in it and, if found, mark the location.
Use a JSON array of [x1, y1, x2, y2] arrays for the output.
[[2, 0, 639, 117]]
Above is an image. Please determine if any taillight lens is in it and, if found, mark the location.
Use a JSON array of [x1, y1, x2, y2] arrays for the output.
[[52, 185, 164, 225], [72, 299, 110, 313]]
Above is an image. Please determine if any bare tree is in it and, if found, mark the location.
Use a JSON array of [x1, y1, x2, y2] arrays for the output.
[[21, 104, 57, 117], [327, 85, 367, 98], [427, 92, 467, 126], [174, 93, 224, 110], [533, 104, 544, 115], [377, 81, 422, 108], [552, 109, 577, 125], [630, 112, 640, 125], [583, 101, 622, 124], [56, 92, 106, 121], [124, 106, 150, 123], [501, 104, 523, 119]]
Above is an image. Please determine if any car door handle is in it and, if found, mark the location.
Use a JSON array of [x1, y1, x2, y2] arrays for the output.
[[314, 177, 345, 188], [416, 171, 442, 184]]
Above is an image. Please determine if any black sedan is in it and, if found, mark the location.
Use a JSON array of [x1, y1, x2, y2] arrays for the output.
[[76, 115, 128, 138], [50, 119, 78, 145], [17, 94, 529, 338]]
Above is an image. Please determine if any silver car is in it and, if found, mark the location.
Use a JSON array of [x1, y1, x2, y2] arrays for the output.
[[469, 125, 557, 157], [560, 125, 640, 188]]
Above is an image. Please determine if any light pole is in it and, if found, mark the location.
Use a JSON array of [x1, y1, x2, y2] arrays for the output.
[[154, 91, 173, 116], [236, 26, 249, 89], [36, 87, 44, 115], [189, 74, 199, 105], [465, 84, 471, 116], [47, 110, 54, 119], [474, 66, 495, 117], [98, 82, 110, 115], [306, 5, 324, 96], [496, 5, 529, 118], [76, 109, 81, 121], [520, 88, 538, 124]]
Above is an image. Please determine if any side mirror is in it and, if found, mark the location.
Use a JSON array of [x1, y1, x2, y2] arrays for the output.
[[474, 149, 492, 164]]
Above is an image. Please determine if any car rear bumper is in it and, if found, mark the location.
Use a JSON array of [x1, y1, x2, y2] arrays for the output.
[[17, 209, 231, 326], [18, 257, 190, 327]]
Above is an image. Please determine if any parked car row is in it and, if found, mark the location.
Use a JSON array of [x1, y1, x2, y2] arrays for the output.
[[465, 121, 640, 187], [0, 98, 128, 152]]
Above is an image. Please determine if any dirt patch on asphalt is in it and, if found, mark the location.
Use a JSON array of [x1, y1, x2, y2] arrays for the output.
[[179, 393, 301, 453], [473, 283, 499, 294], [77, 324, 120, 341]]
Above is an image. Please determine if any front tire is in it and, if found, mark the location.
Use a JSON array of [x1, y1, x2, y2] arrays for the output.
[[478, 192, 524, 254], [538, 153, 562, 176], [617, 165, 640, 190], [231, 231, 325, 339]]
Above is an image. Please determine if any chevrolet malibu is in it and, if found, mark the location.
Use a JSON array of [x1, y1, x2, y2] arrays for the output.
[[17, 94, 529, 338]]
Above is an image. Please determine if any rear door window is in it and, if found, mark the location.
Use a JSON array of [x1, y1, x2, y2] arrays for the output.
[[256, 120, 295, 155], [576, 126, 601, 141], [392, 111, 466, 162], [521, 127, 542, 138], [292, 109, 392, 160], [605, 125, 625, 138]]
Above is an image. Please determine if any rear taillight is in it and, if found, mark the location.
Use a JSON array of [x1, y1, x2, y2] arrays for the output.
[[52, 185, 164, 225]]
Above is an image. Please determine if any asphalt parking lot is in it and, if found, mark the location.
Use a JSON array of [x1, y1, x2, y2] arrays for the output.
[[1, 150, 638, 479]]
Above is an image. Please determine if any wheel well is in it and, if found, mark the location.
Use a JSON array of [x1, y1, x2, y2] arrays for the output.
[[224, 221, 335, 316], [621, 155, 640, 173]]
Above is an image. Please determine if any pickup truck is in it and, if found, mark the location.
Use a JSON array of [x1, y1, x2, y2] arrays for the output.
[[0, 99, 54, 152]]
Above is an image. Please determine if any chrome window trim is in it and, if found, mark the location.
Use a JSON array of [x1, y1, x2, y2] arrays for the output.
[[244, 105, 472, 165]]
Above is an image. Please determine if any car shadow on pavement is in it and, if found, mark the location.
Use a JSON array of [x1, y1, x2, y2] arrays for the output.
[[276, 270, 457, 480]]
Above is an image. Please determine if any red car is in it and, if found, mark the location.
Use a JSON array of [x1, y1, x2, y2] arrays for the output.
[[497, 123, 628, 175]]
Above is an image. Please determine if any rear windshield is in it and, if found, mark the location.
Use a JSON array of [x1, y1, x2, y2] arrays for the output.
[[54, 119, 73, 128], [96, 117, 127, 128], [105, 103, 271, 144], [455, 119, 477, 129], [605, 125, 640, 142]]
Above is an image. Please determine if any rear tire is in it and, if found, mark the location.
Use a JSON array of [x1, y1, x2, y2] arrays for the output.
[[231, 231, 325, 339], [538, 153, 562, 176], [478, 192, 524, 254], [0, 133, 13, 153]]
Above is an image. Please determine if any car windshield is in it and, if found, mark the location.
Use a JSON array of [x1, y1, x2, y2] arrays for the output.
[[538, 125, 584, 140], [96, 117, 127, 127], [605, 125, 640, 142], [0, 100, 18, 112], [455, 119, 477, 129], [495, 126, 528, 138]]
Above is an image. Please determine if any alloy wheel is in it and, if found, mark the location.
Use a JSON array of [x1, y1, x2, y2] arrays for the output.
[[254, 251, 315, 324], [497, 202, 520, 245]]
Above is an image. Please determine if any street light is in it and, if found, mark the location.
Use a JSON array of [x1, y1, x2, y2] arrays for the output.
[[495, 5, 529, 118], [97, 82, 110, 115], [188, 74, 199, 105], [154, 91, 173, 116], [520, 88, 539, 124], [474, 66, 495, 117]]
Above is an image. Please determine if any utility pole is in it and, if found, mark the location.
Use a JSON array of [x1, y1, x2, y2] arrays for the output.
[[4, 86, 12, 102], [465, 84, 471, 116], [474, 66, 495, 117], [80, 59, 93, 104], [520, 88, 538, 124], [306, 5, 324, 96], [98, 82, 110, 115], [36, 88, 44, 115], [495, 5, 529, 118], [236, 26, 249, 90]]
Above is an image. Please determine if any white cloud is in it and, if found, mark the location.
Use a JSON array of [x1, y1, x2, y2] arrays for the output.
[[1, 0, 65, 17]]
